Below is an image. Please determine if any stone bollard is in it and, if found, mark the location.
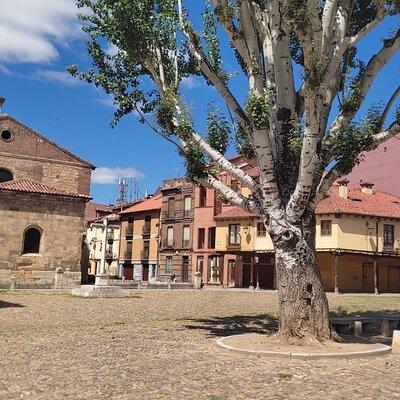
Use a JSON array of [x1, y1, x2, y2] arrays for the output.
[[168, 277, 171, 290], [381, 319, 391, 338], [354, 321, 363, 337], [10, 276, 15, 290], [194, 271, 202, 290], [138, 280, 142, 290], [392, 330, 400, 352], [54, 267, 64, 289]]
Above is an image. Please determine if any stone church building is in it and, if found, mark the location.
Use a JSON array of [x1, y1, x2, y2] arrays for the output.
[[0, 108, 94, 288]]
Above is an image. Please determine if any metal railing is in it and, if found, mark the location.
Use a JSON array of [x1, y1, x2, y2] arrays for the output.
[[182, 239, 191, 249], [142, 224, 151, 236], [125, 226, 133, 237], [226, 234, 241, 250], [124, 251, 132, 259], [140, 249, 150, 260]]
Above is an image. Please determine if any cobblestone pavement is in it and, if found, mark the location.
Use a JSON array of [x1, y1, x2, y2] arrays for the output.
[[0, 290, 399, 400]]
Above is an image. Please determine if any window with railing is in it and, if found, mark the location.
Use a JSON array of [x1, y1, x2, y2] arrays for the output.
[[228, 224, 241, 245], [257, 222, 266, 237], [166, 256, 173, 274], [197, 228, 205, 249], [321, 220, 332, 236], [183, 225, 191, 248], [183, 195, 192, 218], [166, 226, 174, 247], [384, 224, 395, 250], [208, 227, 216, 249], [142, 216, 151, 236]]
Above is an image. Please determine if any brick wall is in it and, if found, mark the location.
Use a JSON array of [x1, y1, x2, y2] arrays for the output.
[[0, 191, 87, 288]]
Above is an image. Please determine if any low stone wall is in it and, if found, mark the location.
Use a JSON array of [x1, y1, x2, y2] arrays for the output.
[[107, 279, 193, 290], [0, 269, 81, 289]]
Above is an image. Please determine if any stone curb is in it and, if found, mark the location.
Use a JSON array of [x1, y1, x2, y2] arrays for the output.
[[216, 336, 392, 359]]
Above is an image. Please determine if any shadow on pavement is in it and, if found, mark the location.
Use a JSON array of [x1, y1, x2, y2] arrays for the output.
[[0, 299, 25, 309], [184, 314, 278, 337]]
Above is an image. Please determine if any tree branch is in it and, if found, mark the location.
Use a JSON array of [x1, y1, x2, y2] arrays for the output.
[[323, 29, 400, 153], [373, 120, 400, 146], [199, 174, 263, 214], [189, 130, 258, 192], [378, 85, 400, 131], [347, 1, 386, 48]]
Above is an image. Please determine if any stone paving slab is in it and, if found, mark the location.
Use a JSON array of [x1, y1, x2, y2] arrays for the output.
[[0, 291, 399, 399]]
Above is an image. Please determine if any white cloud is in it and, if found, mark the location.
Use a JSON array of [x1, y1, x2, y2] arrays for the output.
[[181, 76, 202, 89], [32, 69, 81, 87], [96, 96, 116, 108], [92, 167, 144, 185], [0, 0, 80, 64], [0, 65, 12, 75]]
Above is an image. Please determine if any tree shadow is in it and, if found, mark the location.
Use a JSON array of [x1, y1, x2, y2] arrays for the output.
[[184, 313, 278, 337], [0, 299, 25, 309]]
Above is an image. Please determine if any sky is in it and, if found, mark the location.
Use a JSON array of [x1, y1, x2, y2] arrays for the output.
[[0, 0, 399, 204]]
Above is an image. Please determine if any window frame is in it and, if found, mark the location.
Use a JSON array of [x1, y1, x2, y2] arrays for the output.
[[384, 224, 395, 246], [256, 222, 267, 237], [22, 226, 42, 255], [320, 220, 332, 236], [228, 224, 241, 244]]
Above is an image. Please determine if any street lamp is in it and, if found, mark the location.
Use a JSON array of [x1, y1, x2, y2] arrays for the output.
[[254, 255, 260, 290]]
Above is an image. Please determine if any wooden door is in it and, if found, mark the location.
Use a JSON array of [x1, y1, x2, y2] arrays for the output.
[[363, 263, 374, 293], [259, 265, 274, 289], [142, 264, 149, 281], [182, 257, 189, 283], [123, 266, 133, 280], [242, 264, 251, 287], [388, 266, 400, 293]]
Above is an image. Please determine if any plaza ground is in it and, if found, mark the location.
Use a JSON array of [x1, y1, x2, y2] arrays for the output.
[[0, 290, 399, 399]]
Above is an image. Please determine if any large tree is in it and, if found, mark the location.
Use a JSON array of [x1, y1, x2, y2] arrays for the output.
[[70, 0, 400, 341]]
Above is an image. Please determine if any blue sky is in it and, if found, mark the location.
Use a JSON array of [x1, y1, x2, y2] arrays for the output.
[[0, 1, 398, 204]]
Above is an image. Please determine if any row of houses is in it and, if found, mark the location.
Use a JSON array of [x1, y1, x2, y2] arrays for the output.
[[87, 156, 400, 294]]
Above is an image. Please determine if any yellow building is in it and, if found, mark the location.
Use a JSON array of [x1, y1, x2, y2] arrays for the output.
[[119, 195, 162, 281], [214, 180, 400, 293]]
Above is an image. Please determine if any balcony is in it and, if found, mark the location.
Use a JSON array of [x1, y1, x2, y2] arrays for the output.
[[142, 224, 151, 237], [105, 250, 114, 260], [106, 231, 114, 242], [226, 235, 241, 251], [141, 249, 150, 260], [125, 226, 133, 237], [383, 244, 395, 253], [124, 251, 132, 260], [183, 210, 193, 219], [162, 210, 178, 220], [182, 239, 191, 249], [163, 240, 175, 250]]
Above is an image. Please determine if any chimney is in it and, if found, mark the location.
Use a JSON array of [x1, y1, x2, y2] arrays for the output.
[[360, 180, 374, 195], [0, 97, 5, 114], [337, 178, 349, 199]]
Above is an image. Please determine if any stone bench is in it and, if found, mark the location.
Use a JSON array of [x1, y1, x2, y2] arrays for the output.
[[376, 314, 400, 337], [330, 317, 373, 336]]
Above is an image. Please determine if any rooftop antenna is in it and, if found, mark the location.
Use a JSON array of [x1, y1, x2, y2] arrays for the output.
[[0, 98, 5, 114]]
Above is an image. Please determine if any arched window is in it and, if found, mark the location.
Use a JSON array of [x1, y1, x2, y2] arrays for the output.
[[23, 227, 42, 254], [0, 168, 13, 183]]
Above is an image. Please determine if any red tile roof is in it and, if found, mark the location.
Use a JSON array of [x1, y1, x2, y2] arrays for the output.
[[214, 206, 257, 220], [120, 194, 162, 214], [85, 202, 114, 221], [316, 187, 400, 219], [0, 179, 90, 199], [245, 166, 259, 178]]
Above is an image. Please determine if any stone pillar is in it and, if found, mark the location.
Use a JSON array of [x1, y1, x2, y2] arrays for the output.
[[381, 319, 391, 337], [194, 271, 202, 290], [354, 321, 363, 337], [10, 276, 15, 290], [392, 330, 400, 352], [373, 256, 379, 295], [249, 256, 254, 290], [54, 267, 64, 289], [334, 251, 340, 294]]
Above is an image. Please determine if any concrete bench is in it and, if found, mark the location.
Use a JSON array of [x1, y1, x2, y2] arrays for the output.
[[330, 317, 373, 336]]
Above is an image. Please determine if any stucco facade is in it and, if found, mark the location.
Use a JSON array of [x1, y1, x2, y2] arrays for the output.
[[119, 195, 161, 281]]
